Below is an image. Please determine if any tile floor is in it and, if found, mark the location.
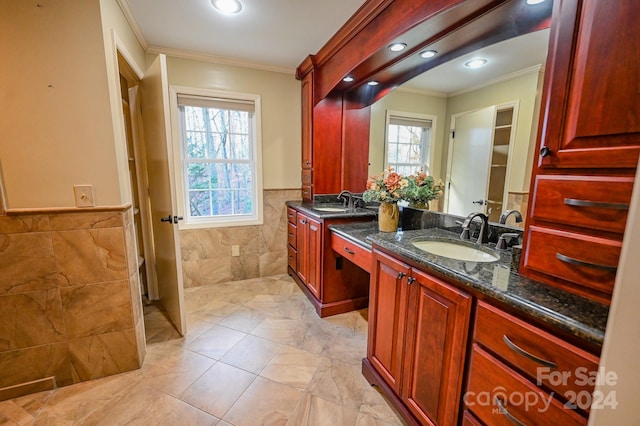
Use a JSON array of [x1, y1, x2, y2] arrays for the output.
[[0, 274, 406, 425]]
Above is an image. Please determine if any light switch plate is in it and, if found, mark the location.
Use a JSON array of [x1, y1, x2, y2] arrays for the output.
[[73, 185, 95, 207], [232, 245, 240, 257]]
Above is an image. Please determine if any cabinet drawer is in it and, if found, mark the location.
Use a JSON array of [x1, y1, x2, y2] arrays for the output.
[[302, 185, 312, 201], [287, 222, 297, 248], [531, 175, 633, 233], [461, 410, 483, 426], [523, 225, 621, 295], [302, 169, 312, 186], [287, 244, 297, 271], [287, 207, 297, 224], [474, 302, 599, 401], [466, 345, 586, 425], [331, 233, 372, 273]]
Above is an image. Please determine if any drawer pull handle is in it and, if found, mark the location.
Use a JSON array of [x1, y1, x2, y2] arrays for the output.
[[564, 198, 629, 210], [495, 397, 527, 426], [555, 252, 618, 272], [343, 247, 355, 255], [503, 335, 557, 369]]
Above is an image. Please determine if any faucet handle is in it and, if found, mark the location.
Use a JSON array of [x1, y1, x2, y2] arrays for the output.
[[496, 232, 521, 249]]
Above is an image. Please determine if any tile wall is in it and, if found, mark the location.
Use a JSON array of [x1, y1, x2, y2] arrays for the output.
[[180, 189, 301, 288], [506, 191, 529, 227], [0, 207, 145, 400]]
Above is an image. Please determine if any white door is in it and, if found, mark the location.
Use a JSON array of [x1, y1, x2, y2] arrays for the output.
[[446, 106, 495, 217], [140, 54, 186, 335]]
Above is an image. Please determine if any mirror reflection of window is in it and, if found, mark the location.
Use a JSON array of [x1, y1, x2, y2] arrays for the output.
[[385, 112, 434, 176]]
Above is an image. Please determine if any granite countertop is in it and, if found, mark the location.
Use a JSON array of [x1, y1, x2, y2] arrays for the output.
[[328, 223, 609, 347], [286, 200, 377, 220]]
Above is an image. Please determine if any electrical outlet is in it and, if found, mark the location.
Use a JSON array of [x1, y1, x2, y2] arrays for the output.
[[231, 245, 240, 257], [73, 185, 95, 207]]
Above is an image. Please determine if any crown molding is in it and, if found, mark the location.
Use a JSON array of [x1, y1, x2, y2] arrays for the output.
[[116, 0, 149, 50], [146, 45, 296, 75], [448, 64, 542, 97]]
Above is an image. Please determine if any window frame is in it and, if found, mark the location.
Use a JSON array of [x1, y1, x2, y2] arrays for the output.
[[383, 110, 437, 176], [169, 85, 263, 229]]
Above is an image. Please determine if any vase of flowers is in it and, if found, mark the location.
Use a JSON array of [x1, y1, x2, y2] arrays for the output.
[[363, 167, 407, 232], [363, 167, 444, 231], [403, 169, 445, 210]]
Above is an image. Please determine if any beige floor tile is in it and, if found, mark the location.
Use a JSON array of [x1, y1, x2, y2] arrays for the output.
[[287, 393, 360, 426], [186, 323, 247, 360], [219, 334, 282, 374], [359, 387, 406, 425], [250, 317, 311, 346], [139, 341, 215, 397], [180, 362, 256, 418], [0, 400, 35, 425], [355, 412, 403, 426], [223, 376, 303, 426], [259, 346, 324, 390], [308, 358, 372, 410], [218, 306, 267, 332]]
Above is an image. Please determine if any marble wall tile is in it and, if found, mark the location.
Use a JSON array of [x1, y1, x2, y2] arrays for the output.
[[0, 215, 50, 234], [0, 289, 66, 351], [0, 232, 58, 295], [48, 211, 123, 231], [53, 228, 128, 286], [179, 189, 299, 288], [68, 329, 139, 382], [60, 280, 134, 339], [0, 342, 72, 389]]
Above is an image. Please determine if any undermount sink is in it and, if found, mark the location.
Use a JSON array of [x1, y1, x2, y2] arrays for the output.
[[313, 206, 349, 212], [412, 240, 499, 263]]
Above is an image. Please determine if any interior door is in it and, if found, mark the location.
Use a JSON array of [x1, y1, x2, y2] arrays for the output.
[[140, 54, 186, 335], [446, 106, 495, 217]]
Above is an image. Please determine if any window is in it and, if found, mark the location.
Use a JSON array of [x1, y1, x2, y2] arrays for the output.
[[172, 88, 263, 228], [384, 112, 434, 176]]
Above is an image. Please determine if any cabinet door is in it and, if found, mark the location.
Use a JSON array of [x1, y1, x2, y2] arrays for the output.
[[296, 214, 309, 284], [306, 217, 322, 299], [368, 250, 411, 393], [538, 0, 640, 169], [401, 268, 472, 425]]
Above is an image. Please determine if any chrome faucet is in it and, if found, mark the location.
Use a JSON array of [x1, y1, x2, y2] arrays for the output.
[[499, 209, 523, 225], [337, 190, 354, 210], [460, 212, 490, 244]]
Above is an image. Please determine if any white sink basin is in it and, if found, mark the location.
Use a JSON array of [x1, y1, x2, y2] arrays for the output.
[[313, 206, 348, 212], [412, 240, 499, 263]]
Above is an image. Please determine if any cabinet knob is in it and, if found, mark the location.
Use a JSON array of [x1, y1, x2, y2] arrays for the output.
[[407, 277, 416, 285], [539, 146, 552, 157], [397, 272, 406, 280]]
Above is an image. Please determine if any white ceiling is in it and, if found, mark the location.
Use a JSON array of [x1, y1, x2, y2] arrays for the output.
[[120, 0, 367, 73], [120, 0, 549, 94]]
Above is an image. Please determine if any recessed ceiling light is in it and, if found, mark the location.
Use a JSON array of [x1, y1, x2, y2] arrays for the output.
[[343, 76, 354, 82], [388, 43, 407, 52], [464, 58, 488, 68], [368, 81, 379, 86], [211, 0, 242, 14], [526, 0, 545, 4], [420, 50, 437, 59]]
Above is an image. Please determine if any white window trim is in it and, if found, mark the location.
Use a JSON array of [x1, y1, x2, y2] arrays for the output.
[[383, 110, 437, 174], [169, 85, 263, 229]]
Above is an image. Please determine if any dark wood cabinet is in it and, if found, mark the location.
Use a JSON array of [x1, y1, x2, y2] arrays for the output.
[[521, 0, 640, 302], [365, 249, 471, 425], [287, 205, 371, 317], [296, 213, 321, 299], [537, 0, 640, 170]]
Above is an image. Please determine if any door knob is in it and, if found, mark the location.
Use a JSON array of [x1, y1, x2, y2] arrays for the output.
[[160, 215, 173, 223], [472, 199, 487, 205]]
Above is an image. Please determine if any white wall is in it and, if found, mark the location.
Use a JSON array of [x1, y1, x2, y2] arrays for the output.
[[369, 90, 448, 179], [0, 0, 122, 209], [163, 56, 301, 189], [588, 158, 640, 425], [444, 70, 540, 193]]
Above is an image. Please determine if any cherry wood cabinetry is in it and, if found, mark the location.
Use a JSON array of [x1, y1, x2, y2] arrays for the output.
[[465, 302, 599, 425], [286, 206, 371, 317], [364, 249, 471, 425], [296, 213, 322, 299], [521, 0, 640, 303]]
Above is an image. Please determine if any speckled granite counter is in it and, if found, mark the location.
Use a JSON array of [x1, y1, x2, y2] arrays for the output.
[[329, 223, 609, 347], [286, 200, 377, 220]]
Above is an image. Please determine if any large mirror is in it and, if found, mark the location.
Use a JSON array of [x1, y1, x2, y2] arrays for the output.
[[367, 4, 552, 226]]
